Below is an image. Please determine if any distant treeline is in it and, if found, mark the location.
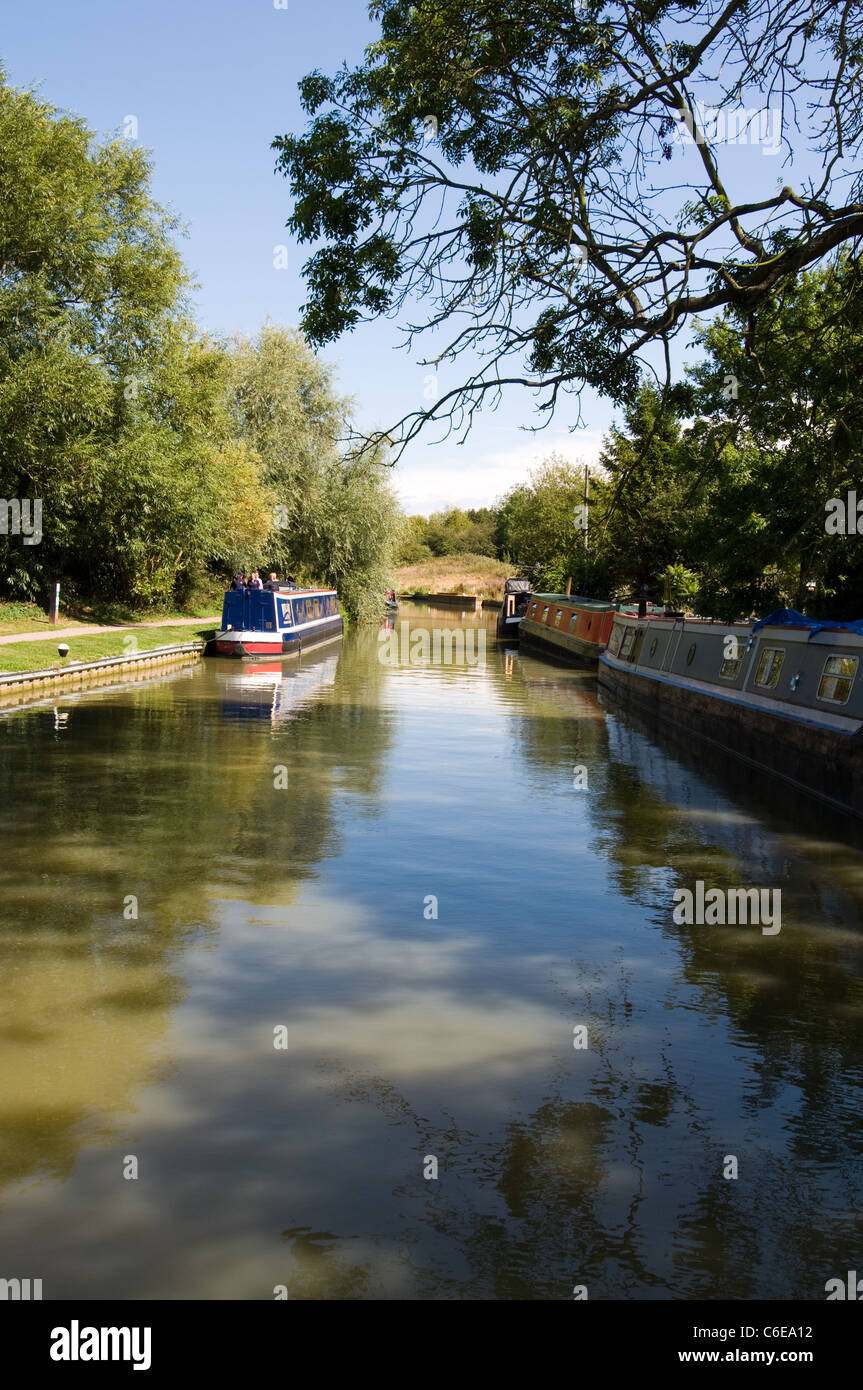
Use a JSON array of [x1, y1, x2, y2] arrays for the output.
[[402, 250, 863, 623], [0, 73, 398, 621]]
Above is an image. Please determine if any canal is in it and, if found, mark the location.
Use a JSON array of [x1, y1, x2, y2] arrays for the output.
[[2, 603, 862, 1300]]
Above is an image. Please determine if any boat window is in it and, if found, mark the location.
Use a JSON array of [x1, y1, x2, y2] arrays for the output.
[[530, 602, 537, 617], [754, 646, 785, 689], [686, 643, 696, 666], [314, 599, 321, 617], [649, 638, 657, 658], [618, 626, 635, 660], [568, 614, 578, 631], [542, 606, 549, 621], [817, 654, 858, 704], [720, 641, 743, 678], [608, 623, 624, 656], [554, 609, 563, 627], [720, 655, 743, 678]]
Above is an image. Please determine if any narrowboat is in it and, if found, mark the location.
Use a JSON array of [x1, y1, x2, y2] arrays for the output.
[[519, 594, 620, 665], [598, 608, 863, 819], [206, 585, 343, 659], [495, 577, 532, 641]]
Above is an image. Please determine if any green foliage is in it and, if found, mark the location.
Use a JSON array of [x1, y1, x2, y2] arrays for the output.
[[659, 563, 699, 610], [226, 325, 400, 621], [395, 506, 499, 562], [0, 75, 397, 621], [496, 455, 589, 589], [275, 0, 863, 456], [591, 384, 691, 598]]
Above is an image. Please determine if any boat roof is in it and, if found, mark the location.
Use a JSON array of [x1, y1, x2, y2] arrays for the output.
[[533, 593, 618, 609], [752, 607, 863, 637], [225, 586, 336, 595]]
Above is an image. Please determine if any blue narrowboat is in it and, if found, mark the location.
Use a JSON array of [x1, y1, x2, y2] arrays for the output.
[[205, 586, 343, 659]]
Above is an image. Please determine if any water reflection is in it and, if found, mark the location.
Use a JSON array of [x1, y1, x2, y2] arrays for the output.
[[0, 611, 861, 1299]]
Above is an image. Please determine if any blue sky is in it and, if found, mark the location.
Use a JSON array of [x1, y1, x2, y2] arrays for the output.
[[1, 1, 802, 515]]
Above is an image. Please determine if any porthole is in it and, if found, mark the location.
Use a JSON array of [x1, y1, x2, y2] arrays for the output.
[[686, 643, 696, 665]]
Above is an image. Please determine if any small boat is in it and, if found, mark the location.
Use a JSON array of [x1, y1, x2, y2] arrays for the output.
[[385, 589, 399, 613], [495, 577, 532, 640], [598, 607, 863, 818], [205, 585, 343, 659]]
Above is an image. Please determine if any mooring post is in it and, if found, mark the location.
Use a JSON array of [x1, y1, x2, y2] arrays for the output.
[[49, 581, 60, 624]]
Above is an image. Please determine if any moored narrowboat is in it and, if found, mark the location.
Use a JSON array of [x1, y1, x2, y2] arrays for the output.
[[206, 585, 343, 659], [495, 577, 532, 641], [519, 594, 620, 665], [598, 608, 863, 818]]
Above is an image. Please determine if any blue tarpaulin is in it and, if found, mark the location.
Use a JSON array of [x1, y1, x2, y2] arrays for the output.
[[752, 608, 863, 639]]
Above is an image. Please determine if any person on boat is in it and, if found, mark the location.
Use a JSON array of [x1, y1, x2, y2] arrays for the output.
[[248, 570, 264, 590], [285, 575, 297, 589], [230, 571, 246, 590], [264, 572, 280, 590]]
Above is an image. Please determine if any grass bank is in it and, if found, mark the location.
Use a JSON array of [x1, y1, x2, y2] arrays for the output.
[[0, 588, 223, 637], [395, 553, 513, 600], [0, 624, 214, 675]]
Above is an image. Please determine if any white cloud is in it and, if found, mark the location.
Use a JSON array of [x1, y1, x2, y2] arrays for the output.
[[393, 429, 607, 515]]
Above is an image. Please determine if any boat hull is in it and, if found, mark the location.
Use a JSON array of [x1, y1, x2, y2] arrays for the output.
[[598, 615, 863, 819], [495, 613, 523, 642], [519, 619, 605, 666], [205, 615, 344, 659]]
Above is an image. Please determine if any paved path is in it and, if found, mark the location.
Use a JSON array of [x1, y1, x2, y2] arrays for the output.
[[0, 616, 219, 646]]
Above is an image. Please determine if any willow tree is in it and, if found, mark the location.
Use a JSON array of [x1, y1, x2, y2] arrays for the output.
[[275, 0, 863, 457], [227, 325, 400, 619]]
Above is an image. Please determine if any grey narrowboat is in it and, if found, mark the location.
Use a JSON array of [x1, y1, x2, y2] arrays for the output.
[[598, 608, 863, 818]]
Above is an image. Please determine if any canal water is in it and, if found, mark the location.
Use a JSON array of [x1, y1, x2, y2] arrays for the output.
[[2, 603, 862, 1300]]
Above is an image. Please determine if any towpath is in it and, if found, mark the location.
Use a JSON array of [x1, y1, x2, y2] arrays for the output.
[[0, 615, 218, 645]]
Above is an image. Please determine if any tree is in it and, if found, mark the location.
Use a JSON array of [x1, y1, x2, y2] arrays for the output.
[[593, 383, 691, 597], [275, 1, 863, 457], [497, 454, 589, 588], [677, 251, 863, 617], [227, 325, 400, 620], [0, 72, 275, 607]]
